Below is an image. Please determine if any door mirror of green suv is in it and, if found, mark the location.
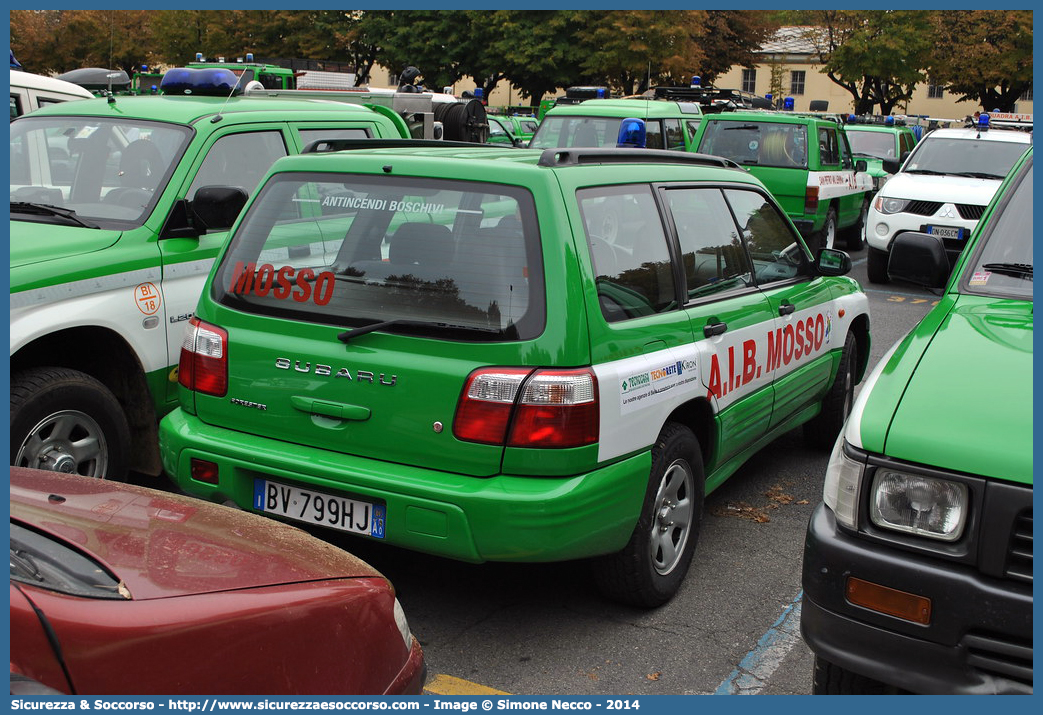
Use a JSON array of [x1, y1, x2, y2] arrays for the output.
[[816, 247, 852, 276], [888, 231, 949, 290], [854, 159, 868, 173], [192, 186, 249, 232]]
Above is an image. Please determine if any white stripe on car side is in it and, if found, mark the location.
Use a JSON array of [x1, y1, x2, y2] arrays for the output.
[[594, 294, 866, 463]]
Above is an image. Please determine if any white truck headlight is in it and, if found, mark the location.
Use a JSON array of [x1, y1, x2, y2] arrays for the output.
[[822, 437, 863, 530], [874, 196, 910, 215], [870, 470, 968, 541]]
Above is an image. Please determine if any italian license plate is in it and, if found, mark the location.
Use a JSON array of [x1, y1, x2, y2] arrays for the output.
[[253, 479, 385, 538], [926, 224, 964, 240]]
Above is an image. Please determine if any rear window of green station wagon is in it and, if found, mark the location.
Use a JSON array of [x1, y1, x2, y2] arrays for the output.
[[213, 174, 545, 341]]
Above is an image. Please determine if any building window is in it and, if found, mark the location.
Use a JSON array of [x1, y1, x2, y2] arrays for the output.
[[790, 71, 805, 96], [927, 80, 945, 99], [1020, 87, 1033, 101], [742, 69, 757, 94]]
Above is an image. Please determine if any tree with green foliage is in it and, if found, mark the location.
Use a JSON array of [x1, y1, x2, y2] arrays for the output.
[[11, 9, 155, 77], [929, 11, 1033, 112], [575, 11, 705, 94], [491, 11, 589, 106], [799, 11, 935, 115]]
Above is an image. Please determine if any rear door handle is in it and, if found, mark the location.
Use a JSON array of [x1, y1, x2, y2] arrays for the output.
[[703, 321, 728, 338], [779, 303, 796, 316]]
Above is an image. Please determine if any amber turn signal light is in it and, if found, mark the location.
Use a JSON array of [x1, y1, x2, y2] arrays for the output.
[[846, 576, 931, 625]]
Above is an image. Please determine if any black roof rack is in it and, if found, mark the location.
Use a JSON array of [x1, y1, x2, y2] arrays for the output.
[[538, 147, 742, 169], [301, 138, 497, 154]]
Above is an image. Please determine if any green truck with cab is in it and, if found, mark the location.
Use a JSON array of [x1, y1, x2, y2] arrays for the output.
[[802, 148, 1032, 694], [693, 110, 874, 252], [9, 67, 448, 481]]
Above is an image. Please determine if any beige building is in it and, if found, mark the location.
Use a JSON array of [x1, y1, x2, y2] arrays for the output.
[[714, 26, 1032, 120]]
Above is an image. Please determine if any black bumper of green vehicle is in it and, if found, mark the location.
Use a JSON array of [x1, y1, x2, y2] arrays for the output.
[[801, 503, 1032, 694]]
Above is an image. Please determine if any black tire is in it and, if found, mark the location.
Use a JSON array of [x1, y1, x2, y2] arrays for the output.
[[812, 656, 900, 694], [812, 205, 838, 253], [843, 198, 869, 251], [867, 246, 890, 284], [11, 367, 130, 480], [804, 332, 857, 450], [593, 422, 704, 608]]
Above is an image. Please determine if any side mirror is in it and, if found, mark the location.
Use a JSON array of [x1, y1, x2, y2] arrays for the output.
[[882, 157, 903, 174], [888, 232, 949, 289], [192, 186, 249, 232], [816, 247, 852, 276], [854, 159, 868, 173]]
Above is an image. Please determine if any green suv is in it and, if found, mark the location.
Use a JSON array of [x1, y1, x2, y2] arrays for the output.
[[10, 68, 420, 481], [842, 116, 918, 193], [529, 98, 703, 152], [693, 111, 874, 252], [159, 140, 870, 607], [802, 148, 1032, 693]]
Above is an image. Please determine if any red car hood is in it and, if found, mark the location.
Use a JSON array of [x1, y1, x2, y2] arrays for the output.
[[10, 468, 383, 601]]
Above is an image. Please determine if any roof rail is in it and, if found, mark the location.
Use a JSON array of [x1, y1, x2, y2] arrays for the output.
[[537, 147, 742, 169], [301, 138, 498, 154]]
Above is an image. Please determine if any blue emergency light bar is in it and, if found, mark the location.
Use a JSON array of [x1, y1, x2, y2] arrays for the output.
[[160, 67, 243, 96], [617, 117, 647, 148]]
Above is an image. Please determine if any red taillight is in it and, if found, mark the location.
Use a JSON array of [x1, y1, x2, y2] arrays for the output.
[[190, 458, 220, 485], [454, 367, 599, 448], [178, 317, 228, 396], [804, 184, 820, 215]]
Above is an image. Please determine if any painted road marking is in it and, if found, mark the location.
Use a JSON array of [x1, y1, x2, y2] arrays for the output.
[[425, 674, 510, 695], [714, 590, 804, 695]]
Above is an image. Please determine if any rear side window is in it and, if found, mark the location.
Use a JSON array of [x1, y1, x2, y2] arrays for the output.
[[663, 118, 685, 151], [818, 127, 840, 166], [578, 185, 676, 322], [214, 173, 544, 341]]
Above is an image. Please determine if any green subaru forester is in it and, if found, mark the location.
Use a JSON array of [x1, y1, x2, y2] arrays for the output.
[[159, 138, 870, 607]]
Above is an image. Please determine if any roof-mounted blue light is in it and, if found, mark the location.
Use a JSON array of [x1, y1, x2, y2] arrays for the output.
[[783, 96, 794, 111], [596, 87, 607, 98], [847, 114, 857, 123], [196, 52, 204, 62], [160, 67, 243, 96], [977, 113, 990, 130], [691, 75, 701, 88], [246, 53, 254, 62], [617, 117, 647, 148], [884, 115, 895, 126]]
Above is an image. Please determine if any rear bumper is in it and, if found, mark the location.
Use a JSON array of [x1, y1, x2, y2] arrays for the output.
[[159, 409, 648, 564], [801, 503, 1033, 694]]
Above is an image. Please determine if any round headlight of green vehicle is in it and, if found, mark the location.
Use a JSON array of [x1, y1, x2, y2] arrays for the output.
[[874, 196, 910, 215], [870, 470, 969, 541]]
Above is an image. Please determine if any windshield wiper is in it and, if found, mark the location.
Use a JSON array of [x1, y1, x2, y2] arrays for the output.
[[902, 168, 949, 176], [11, 202, 99, 229], [337, 319, 502, 342], [10, 548, 45, 582], [952, 171, 1005, 179], [981, 262, 1033, 278]]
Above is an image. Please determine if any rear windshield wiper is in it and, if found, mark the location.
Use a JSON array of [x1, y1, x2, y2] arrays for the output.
[[11, 202, 99, 228], [981, 262, 1033, 278], [337, 319, 502, 342]]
